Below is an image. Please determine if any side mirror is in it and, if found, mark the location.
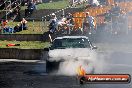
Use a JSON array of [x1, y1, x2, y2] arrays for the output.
[[44, 48, 49, 51], [92, 46, 97, 50]]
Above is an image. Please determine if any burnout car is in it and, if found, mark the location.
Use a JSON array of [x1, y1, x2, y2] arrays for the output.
[[44, 36, 97, 74]]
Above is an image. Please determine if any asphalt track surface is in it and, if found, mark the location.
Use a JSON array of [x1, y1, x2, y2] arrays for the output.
[[0, 50, 132, 88]]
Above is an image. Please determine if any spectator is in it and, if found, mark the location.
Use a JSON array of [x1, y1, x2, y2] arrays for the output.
[[1, 19, 8, 28], [48, 13, 58, 42], [3, 27, 14, 34], [83, 12, 96, 34], [3, 27, 9, 33], [58, 14, 67, 27], [66, 13, 74, 25], [25, 0, 37, 17], [1, 19, 8, 33], [19, 18, 28, 31], [57, 14, 69, 34], [111, 3, 121, 16], [66, 13, 74, 34], [14, 24, 20, 32], [49, 13, 58, 33]]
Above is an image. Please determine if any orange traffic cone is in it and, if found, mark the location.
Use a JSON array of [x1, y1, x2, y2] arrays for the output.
[[6, 44, 20, 47]]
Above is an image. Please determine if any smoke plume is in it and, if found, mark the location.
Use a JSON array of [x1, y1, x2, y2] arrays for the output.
[[49, 48, 106, 76]]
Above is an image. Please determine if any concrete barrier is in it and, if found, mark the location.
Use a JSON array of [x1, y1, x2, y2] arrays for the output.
[[0, 34, 46, 41], [0, 48, 48, 60]]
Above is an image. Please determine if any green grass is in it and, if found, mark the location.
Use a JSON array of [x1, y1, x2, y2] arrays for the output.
[[21, 0, 86, 10], [37, 0, 69, 9], [0, 41, 50, 49], [21, 0, 69, 10], [6, 21, 49, 34]]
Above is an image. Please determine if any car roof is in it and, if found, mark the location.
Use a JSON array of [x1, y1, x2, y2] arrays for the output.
[[54, 36, 89, 40]]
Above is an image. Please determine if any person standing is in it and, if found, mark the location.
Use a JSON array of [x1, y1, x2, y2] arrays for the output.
[[48, 13, 58, 42], [49, 13, 58, 34], [83, 12, 96, 34], [25, 0, 36, 17]]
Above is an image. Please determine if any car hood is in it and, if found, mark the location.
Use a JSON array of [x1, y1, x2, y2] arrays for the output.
[[48, 48, 96, 61]]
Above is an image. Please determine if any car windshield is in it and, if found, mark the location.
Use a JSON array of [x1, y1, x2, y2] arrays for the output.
[[51, 38, 91, 49]]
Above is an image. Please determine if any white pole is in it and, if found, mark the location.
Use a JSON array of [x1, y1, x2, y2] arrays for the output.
[[5, 1, 7, 20], [41, 17, 44, 31], [68, 24, 71, 34], [62, 9, 65, 16], [33, 19, 35, 32]]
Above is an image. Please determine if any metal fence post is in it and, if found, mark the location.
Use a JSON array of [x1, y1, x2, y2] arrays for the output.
[[5, 2, 7, 20], [44, 18, 47, 33], [22, 22, 23, 31], [33, 19, 35, 32], [41, 17, 44, 32], [68, 24, 71, 35], [1, 20, 3, 34], [62, 9, 65, 16], [82, 17, 84, 35]]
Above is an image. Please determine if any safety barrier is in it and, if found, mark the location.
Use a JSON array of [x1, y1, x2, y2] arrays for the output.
[[0, 48, 46, 60]]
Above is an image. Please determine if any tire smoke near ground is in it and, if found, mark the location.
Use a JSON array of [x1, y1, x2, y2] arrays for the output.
[[48, 48, 106, 76]]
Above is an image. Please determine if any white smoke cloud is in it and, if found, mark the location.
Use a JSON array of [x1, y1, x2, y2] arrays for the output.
[[48, 48, 106, 76]]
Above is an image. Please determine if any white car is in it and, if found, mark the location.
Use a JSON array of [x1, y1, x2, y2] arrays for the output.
[[44, 36, 97, 74]]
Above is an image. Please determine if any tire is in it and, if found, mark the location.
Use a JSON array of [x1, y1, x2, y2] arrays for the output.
[[46, 60, 61, 73]]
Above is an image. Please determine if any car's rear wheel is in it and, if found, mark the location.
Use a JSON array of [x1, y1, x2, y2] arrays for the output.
[[46, 60, 61, 74]]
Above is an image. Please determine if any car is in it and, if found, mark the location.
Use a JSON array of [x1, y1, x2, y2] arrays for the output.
[[44, 36, 97, 75]]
